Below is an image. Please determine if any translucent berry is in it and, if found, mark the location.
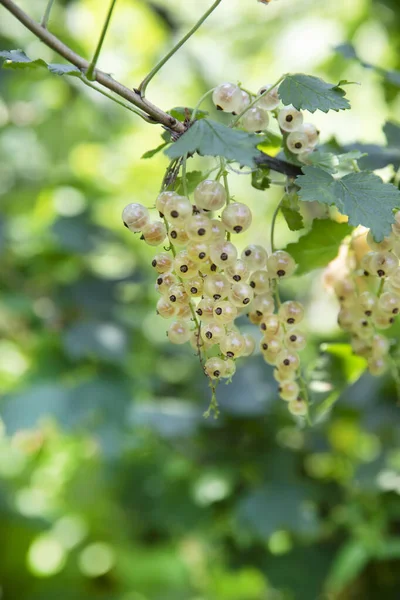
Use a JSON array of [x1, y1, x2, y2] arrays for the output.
[[164, 195, 192, 224], [279, 380, 300, 402], [189, 330, 208, 351], [251, 294, 275, 318], [369, 251, 398, 278], [351, 335, 371, 357], [275, 349, 300, 373], [242, 333, 256, 357], [288, 398, 308, 417], [334, 279, 356, 303], [156, 191, 177, 216], [337, 307, 355, 331], [212, 82, 244, 113], [225, 259, 250, 283], [155, 272, 178, 295], [373, 310, 395, 330], [389, 267, 400, 290], [213, 300, 238, 324], [360, 252, 376, 276], [378, 291, 400, 314], [249, 270, 270, 294], [352, 315, 374, 340], [194, 180, 227, 211], [152, 252, 173, 274], [168, 225, 189, 245], [173, 250, 198, 279], [279, 301, 304, 327], [273, 367, 296, 383], [185, 214, 213, 241], [241, 247, 268, 273], [201, 321, 225, 344], [257, 84, 280, 110], [204, 357, 226, 380], [210, 240, 238, 267], [156, 297, 176, 319], [167, 320, 191, 344], [371, 333, 390, 357], [210, 219, 226, 241], [284, 329, 307, 351], [358, 291, 376, 316], [195, 298, 215, 322], [186, 241, 210, 264], [235, 90, 251, 114], [220, 332, 246, 358], [260, 335, 283, 356], [199, 260, 218, 276], [223, 358, 237, 379], [184, 276, 204, 297], [142, 221, 167, 246], [267, 251, 296, 278], [221, 202, 252, 234], [278, 106, 303, 132], [203, 273, 230, 300], [286, 131, 309, 154], [122, 203, 150, 232], [168, 283, 189, 305], [260, 314, 281, 336], [241, 107, 269, 133], [367, 357, 388, 376], [176, 303, 191, 320], [367, 230, 393, 252], [299, 123, 319, 147], [229, 282, 254, 307]]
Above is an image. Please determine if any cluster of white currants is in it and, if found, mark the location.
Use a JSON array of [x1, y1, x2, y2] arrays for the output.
[[212, 82, 319, 159], [330, 215, 400, 375]]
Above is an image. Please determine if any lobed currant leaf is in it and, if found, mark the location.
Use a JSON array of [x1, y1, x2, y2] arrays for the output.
[[0, 49, 81, 77], [165, 119, 262, 167], [251, 167, 271, 190], [285, 219, 352, 275], [168, 106, 208, 122], [174, 170, 207, 195], [278, 74, 351, 113], [142, 142, 169, 159]]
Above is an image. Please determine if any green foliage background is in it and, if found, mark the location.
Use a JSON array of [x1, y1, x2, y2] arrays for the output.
[[1, 0, 400, 598]]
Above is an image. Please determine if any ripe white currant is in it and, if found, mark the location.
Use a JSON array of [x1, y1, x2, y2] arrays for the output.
[[229, 282, 254, 307], [213, 300, 238, 324], [194, 180, 227, 211], [249, 270, 270, 294], [203, 273, 230, 300], [209, 240, 238, 267], [164, 195, 192, 224], [221, 202, 252, 234], [220, 332, 246, 358], [278, 106, 303, 132], [298, 123, 319, 147], [167, 320, 192, 344], [185, 214, 213, 241], [212, 82, 244, 113], [152, 252, 173, 274], [122, 203, 150, 232], [279, 301, 305, 327], [241, 244, 268, 270], [142, 221, 167, 246], [267, 250, 296, 278], [156, 297, 176, 319], [204, 357, 227, 380], [286, 131, 310, 154], [279, 380, 300, 402], [241, 107, 269, 133], [225, 259, 250, 283], [257, 84, 280, 110]]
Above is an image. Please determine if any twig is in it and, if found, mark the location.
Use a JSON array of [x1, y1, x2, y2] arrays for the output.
[[40, 0, 55, 28]]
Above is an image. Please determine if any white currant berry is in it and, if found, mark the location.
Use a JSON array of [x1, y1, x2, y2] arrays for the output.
[[195, 298, 215, 322], [367, 230, 393, 252], [173, 250, 198, 279], [286, 131, 310, 154], [212, 83, 244, 113], [155, 272, 178, 295], [279, 301, 304, 327], [288, 398, 308, 417], [199, 260, 218, 276], [168, 225, 190, 245], [284, 329, 307, 351], [260, 314, 281, 336], [275, 349, 300, 374], [241, 244, 268, 270], [334, 279, 356, 303], [236, 90, 251, 114], [122, 203, 150, 232], [152, 252, 173, 274], [184, 276, 204, 297], [278, 380, 300, 402], [351, 335, 371, 357], [201, 320, 225, 344], [273, 368, 296, 383], [221, 202, 252, 234], [203, 273, 230, 300], [167, 320, 191, 344], [209, 240, 238, 267], [210, 219, 227, 241], [156, 297, 176, 319], [360, 252, 376, 276], [267, 250, 296, 278], [168, 283, 189, 305], [388, 267, 400, 290], [371, 334, 390, 357], [194, 180, 227, 211], [225, 260, 250, 283], [352, 315, 374, 340], [249, 270, 270, 295], [337, 307, 356, 331], [142, 221, 167, 246], [378, 291, 400, 315], [257, 84, 280, 110], [278, 106, 303, 132], [189, 330, 208, 351], [367, 357, 388, 376], [176, 303, 192, 320], [223, 358, 237, 378], [185, 214, 213, 241], [220, 332, 246, 358], [164, 195, 192, 224], [358, 291, 376, 317], [373, 310, 395, 330], [204, 357, 227, 380], [186, 241, 210, 263], [242, 333, 256, 357], [260, 336, 284, 365], [213, 300, 238, 324], [241, 107, 269, 133], [156, 191, 177, 216], [369, 251, 398, 278], [298, 123, 319, 147], [229, 282, 254, 307]]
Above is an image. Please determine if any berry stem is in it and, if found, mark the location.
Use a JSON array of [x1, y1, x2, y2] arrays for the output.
[[182, 154, 189, 197], [81, 77, 154, 122], [138, 0, 223, 97], [40, 0, 55, 28], [230, 74, 286, 127], [377, 278, 385, 297], [191, 88, 215, 122], [203, 385, 220, 419], [220, 157, 231, 241], [298, 371, 312, 426], [86, 0, 118, 81]]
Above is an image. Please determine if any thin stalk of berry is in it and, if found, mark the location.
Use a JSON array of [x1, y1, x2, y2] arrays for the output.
[[40, 0, 55, 28], [191, 88, 215, 122], [86, 0, 118, 81], [230, 74, 285, 127], [81, 77, 153, 122], [203, 385, 220, 419], [138, 0, 223, 97]]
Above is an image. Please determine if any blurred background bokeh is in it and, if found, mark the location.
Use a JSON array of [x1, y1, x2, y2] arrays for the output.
[[1, 0, 400, 598]]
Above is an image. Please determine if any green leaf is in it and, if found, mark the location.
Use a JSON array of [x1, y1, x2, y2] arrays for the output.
[[384, 121, 400, 147], [335, 43, 358, 60], [281, 191, 304, 231], [285, 219, 352, 275], [142, 141, 169, 159], [296, 167, 400, 241], [168, 106, 208, 122], [251, 167, 270, 191], [174, 170, 206, 195], [165, 119, 262, 167], [0, 49, 81, 77], [305, 151, 339, 174], [278, 74, 350, 113], [326, 541, 370, 593]]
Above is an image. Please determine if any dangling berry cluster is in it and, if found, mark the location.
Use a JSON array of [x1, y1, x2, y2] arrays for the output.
[[327, 215, 400, 376]]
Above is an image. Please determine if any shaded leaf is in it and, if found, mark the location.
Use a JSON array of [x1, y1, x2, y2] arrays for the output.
[[326, 541, 370, 593], [251, 167, 271, 191], [142, 141, 169, 159], [279, 74, 350, 113], [168, 106, 208, 122], [165, 119, 262, 166], [174, 170, 206, 195], [0, 49, 81, 77]]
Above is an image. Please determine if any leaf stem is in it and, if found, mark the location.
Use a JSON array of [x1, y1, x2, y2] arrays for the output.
[[182, 154, 188, 197], [40, 0, 55, 28], [231, 74, 286, 127], [81, 76, 153, 121], [270, 195, 285, 253], [86, 0, 118, 81], [138, 0, 223, 97], [191, 88, 215, 122]]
